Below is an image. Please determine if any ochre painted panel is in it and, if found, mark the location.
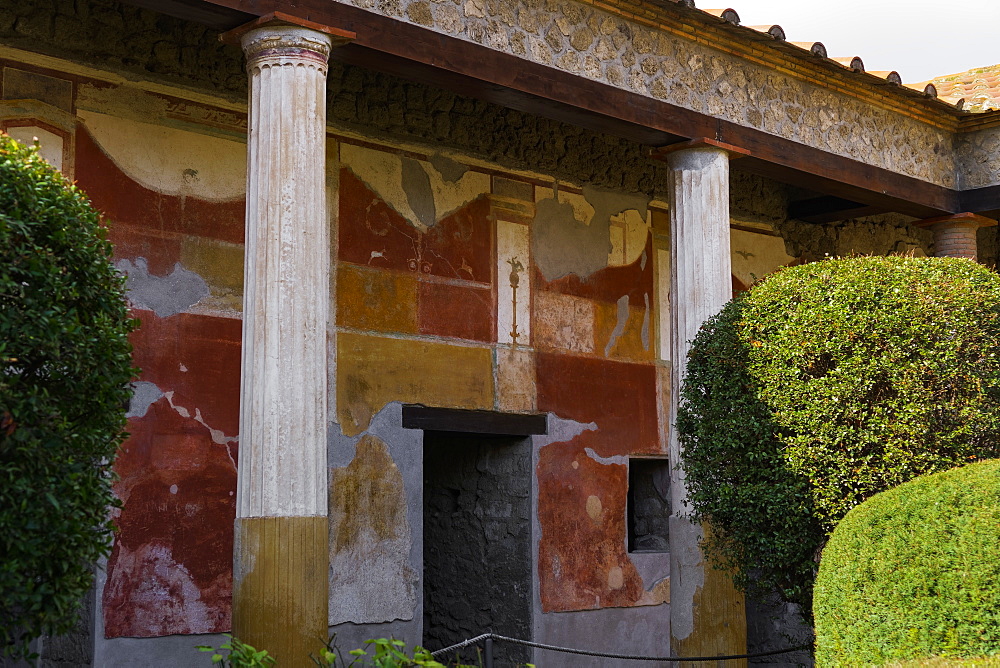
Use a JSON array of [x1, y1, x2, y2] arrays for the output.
[[337, 263, 418, 334], [337, 332, 494, 436], [594, 301, 655, 363]]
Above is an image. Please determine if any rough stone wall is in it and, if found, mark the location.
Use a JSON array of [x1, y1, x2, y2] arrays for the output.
[[344, 0, 957, 187], [3, 0, 970, 197], [628, 460, 670, 553], [0, 0, 245, 100], [957, 125, 1000, 190], [423, 433, 532, 665]]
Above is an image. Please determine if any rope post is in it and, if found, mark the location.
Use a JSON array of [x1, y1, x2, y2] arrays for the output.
[[484, 636, 494, 668]]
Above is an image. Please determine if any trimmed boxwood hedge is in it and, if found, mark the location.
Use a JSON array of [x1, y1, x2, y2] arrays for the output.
[[677, 256, 1000, 615], [814, 459, 1000, 666], [0, 134, 135, 657]]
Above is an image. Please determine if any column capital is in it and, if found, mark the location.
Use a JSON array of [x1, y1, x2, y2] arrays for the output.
[[221, 11, 355, 63], [914, 211, 998, 230], [650, 137, 750, 163]]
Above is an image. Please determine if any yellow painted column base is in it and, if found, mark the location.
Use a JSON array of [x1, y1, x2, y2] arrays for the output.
[[233, 516, 329, 667]]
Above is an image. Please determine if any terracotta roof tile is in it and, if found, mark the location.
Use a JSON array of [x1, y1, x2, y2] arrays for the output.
[[930, 64, 1000, 112]]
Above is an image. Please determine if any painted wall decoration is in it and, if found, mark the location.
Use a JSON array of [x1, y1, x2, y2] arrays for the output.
[[64, 85, 811, 639], [73, 105, 247, 638]]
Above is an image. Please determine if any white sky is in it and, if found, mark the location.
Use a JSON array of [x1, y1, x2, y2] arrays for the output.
[[720, 0, 998, 83]]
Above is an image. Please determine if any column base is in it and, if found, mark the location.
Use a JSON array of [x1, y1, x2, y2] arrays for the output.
[[234, 516, 329, 666], [669, 516, 747, 667]]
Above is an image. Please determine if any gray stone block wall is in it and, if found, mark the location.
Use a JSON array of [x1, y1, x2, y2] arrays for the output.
[[423, 432, 532, 667]]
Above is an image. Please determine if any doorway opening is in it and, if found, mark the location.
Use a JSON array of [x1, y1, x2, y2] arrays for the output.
[[422, 431, 532, 666]]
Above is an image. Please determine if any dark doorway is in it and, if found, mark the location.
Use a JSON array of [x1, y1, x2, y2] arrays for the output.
[[422, 431, 532, 667]]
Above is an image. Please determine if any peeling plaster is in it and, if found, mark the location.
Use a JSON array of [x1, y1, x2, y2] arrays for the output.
[[127, 381, 164, 419], [159, 389, 238, 448], [329, 434, 418, 625], [537, 414, 598, 448], [668, 517, 705, 641], [533, 184, 651, 281], [604, 294, 630, 357], [583, 447, 628, 466], [341, 143, 489, 232], [428, 153, 469, 183], [116, 258, 209, 318]]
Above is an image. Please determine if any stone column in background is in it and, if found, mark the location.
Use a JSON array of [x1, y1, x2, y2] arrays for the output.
[[916, 212, 998, 260], [652, 139, 748, 665], [224, 15, 353, 665]]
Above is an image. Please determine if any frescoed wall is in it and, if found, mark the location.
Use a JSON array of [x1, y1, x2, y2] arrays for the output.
[[0, 43, 929, 667]]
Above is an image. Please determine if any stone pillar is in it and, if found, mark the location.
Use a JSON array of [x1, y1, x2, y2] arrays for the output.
[[916, 212, 997, 260], [653, 139, 748, 664], [224, 15, 352, 665]]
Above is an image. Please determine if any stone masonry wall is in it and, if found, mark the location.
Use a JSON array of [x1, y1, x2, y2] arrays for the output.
[[345, 0, 958, 188], [3, 0, 974, 193], [423, 433, 532, 666], [957, 125, 1000, 190]]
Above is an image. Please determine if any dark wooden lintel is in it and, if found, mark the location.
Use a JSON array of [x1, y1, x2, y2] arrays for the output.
[[788, 196, 886, 223], [960, 185, 1000, 221], [401, 405, 547, 436]]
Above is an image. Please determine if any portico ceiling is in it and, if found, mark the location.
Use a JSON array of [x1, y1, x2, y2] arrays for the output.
[[121, 0, 1000, 221]]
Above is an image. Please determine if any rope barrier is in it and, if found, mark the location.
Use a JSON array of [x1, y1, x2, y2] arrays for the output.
[[431, 632, 812, 663]]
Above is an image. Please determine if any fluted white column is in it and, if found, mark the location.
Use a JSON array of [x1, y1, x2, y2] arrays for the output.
[[655, 141, 747, 662], [229, 19, 348, 665]]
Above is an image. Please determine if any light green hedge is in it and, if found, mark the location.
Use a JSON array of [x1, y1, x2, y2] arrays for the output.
[[678, 256, 1000, 612], [814, 459, 1000, 666]]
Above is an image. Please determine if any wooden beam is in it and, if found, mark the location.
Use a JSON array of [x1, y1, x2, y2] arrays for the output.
[[120, 0, 962, 218], [121, 0, 254, 30], [788, 196, 886, 223], [960, 184, 1000, 220], [401, 405, 547, 436]]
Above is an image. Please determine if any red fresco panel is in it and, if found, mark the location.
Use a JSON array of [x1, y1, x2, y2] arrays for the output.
[[537, 436, 645, 612], [418, 280, 494, 342], [535, 236, 654, 305], [75, 126, 245, 259], [103, 309, 241, 638], [534, 353, 661, 611], [339, 168, 492, 283], [536, 352, 659, 456]]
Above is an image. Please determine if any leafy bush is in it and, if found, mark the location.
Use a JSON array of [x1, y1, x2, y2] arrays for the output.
[[814, 459, 1000, 666], [197, 635, 484, 667], [0, 134, 135, 657], [677, 256, 1000, 613]]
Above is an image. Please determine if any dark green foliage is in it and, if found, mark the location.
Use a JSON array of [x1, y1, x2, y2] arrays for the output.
[[677, 256, 1000, 614], [814, 459, 1000, 665], [0, 134, 135, 657]]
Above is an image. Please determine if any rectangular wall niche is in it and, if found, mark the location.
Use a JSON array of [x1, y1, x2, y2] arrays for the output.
[[627, 458, 670, 553], [422, 431, 532, 666]]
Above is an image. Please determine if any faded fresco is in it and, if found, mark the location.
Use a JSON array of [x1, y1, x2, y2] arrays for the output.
[[71, 102, 247, 638], [0, 59, 853, 643]]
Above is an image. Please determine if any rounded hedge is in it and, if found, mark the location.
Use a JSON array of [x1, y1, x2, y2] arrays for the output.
[[677, 255, 1000, 613], [814, 459, 1000, 665], [0, 134, 135, 657]]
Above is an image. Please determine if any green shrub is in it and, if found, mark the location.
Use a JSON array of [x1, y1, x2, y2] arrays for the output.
[[0, 134, 135, 657], [814, 459, 1000, 666], [677, 256, 1000, 613], [196, 635, 486, 667]]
